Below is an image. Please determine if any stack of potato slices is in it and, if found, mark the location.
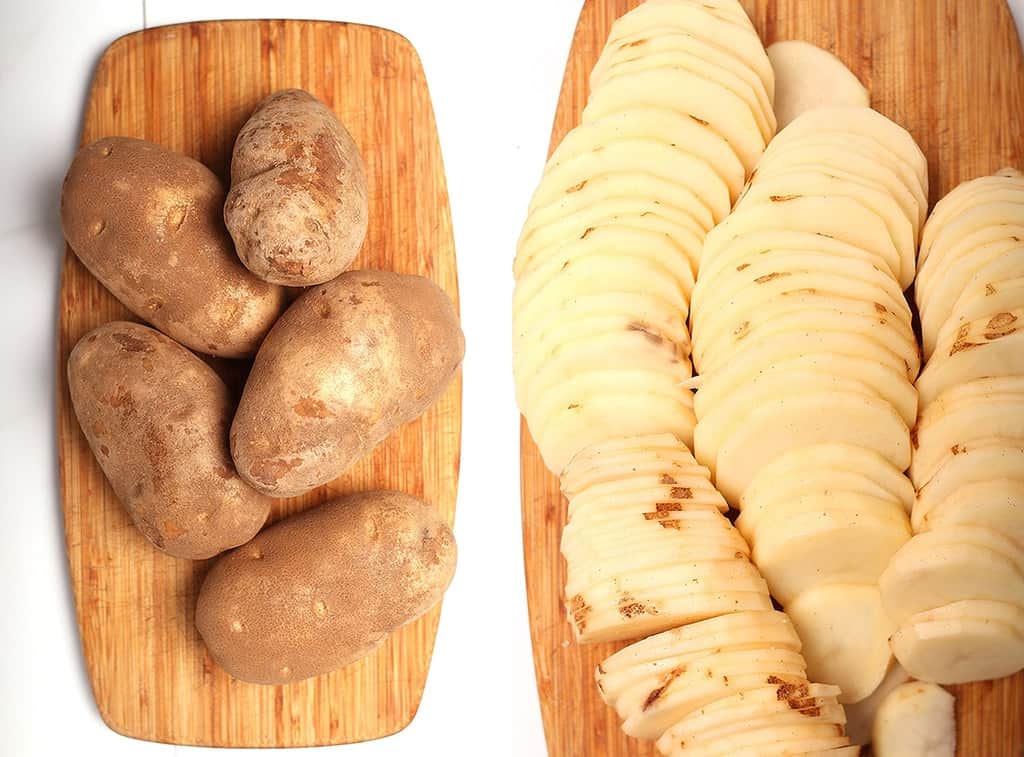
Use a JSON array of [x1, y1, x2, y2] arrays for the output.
[[511, 0, 776, 475], [565, 435, 853, 754], [690, 105, 928, 705], [879, 170, 1024, 685]]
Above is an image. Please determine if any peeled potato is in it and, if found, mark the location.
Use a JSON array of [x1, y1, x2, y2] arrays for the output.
[[879, 526, 1024, 626], [872, 682, 955, 757], [937, 274, 1024, 348], [785, 584, 894, 704], [916, 478, 1024, 545], [766, 40, 868, 129], [891, 600, 1024, 684], [914, 443, 1024, 524], [844, 662, 911, 746]]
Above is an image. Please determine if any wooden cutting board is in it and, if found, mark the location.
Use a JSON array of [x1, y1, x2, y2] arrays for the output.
[[56, 20, 459, 748], [520, 1, 1024, 755]]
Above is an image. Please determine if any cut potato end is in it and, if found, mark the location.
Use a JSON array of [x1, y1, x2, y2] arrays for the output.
[[872, 682, 955, 757], [785, 584, 894, 704], [767, 40, 868, 129], [843, 662, 911, 746], [891, 600, 1024, 684]]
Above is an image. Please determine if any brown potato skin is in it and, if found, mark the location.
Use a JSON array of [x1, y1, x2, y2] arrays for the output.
[[231, 270, 465, 497], [195, 490, 456, 684], [67, 321, 273, 559], [60, 137, 286, 358], [225, 89, 369, 286]]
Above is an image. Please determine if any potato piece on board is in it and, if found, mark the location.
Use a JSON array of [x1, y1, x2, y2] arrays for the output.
[[785, 584, 894, 704], [195, 490, 455, 684], [225, 89, 368, 286], [872, 682, 955, 757], [844, 662, 911, 746], [767, 40, 868, 129], [891, 600, 1024, 684], [67, 322, 272, 559]]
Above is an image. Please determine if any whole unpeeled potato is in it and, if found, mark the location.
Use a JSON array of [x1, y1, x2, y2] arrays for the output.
[[67, 322, 272, 559], [225, 89, 369, 286], [231, 270, 464, 497], [60, 137, 286, 358], [195, 490, 457, 684]]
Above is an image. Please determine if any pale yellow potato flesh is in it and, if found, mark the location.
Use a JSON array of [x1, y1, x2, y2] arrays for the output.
[[767, 40, 868, 129], [872, 682, 955, 757]]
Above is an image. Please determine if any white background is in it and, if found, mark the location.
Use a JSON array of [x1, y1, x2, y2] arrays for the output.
[[1, 2, 1022, 756]]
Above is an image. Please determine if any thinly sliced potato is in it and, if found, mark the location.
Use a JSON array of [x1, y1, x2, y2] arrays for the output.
[[712, 391, 910, 501], [767, 40, 868, 129], [918, 174, 1024, 267], [879, 526, 1024, 626], [529, 139, 731, 223], [909, 390, 1024, 487], [602, 2, 773, 98], [741, 443, 915, 515], [914, 443, 1024, 523], [678, 702, 847, 750], [701, 195, 901, 276], [695, 352, 917, 426], [760, 132, 926, 227], [916, 309, 1024, 406], [695, 371, 910, 465], [844, 662, 911, 746], [890, 600, 1024, 684], [785, 584, 894, 704], [872, 682, 955, 757], [673, 721, 848, 756], [583, 67, 766, 171], [769, 106, 927, 195], [694, 298, 918, 381], [920, 243, 1024, 357], [916, 223, 1024, 311], [541, 108, 746, 198], [937, 274, 1024, 348], [915, 478, 1024, 545], [595, 48, 775, 142], [735, 173, 914, 286]]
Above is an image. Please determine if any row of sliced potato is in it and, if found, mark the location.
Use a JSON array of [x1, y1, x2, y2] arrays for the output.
[[511, 0, 780, 475], [879, 171, 1024, 685], [567, 435, 853, 754], [690, 105, 927, 706]]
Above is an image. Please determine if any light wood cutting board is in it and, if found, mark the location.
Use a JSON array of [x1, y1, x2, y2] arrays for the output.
[[520, 1, 1024, 754], [56, 20, 459, 748]]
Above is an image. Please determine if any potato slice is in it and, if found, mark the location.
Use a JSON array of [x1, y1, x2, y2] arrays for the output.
[[672, 721, 848, 756], [582, 67, 766, 172], [879, 526, 1024, 626], [920, 243, 1024, 357], [697, 228, 901, 293], [677, 702, 847, 751], [916, 309, 1024, 406], [890, 600, 1024, 684], [758, 134, 927, 230], [785, 584, 894, 704], [701, 195, 901, 276], [696, 352, 917, 427], [694, 297, 918, 381], [872, 682, 955, 757], [937, 275, 1024, 348], [620, 650, 809, 738], [695, 371, 911, 466], [735, 174, 914, 287], [915, 443, 1024, 523], [595, 48, 775, 142], [712, 391, 910, 501], [766, 40, 867, 129], [915, 222, 1024, 312], [918, 176, 1024, 268], [599, 610, 799, 673], [770, 106, 927, 195], [909, 390, 1024, 487], [541, 108, 746, 197], [916, 478, 1024, 545], [529, 139, 731, 223], [738, 488, 910, 544], [591, 33, 772, 147], [844, 662, 911, 746], [602, 2, 773, 98], [741, 443, 915, 515]]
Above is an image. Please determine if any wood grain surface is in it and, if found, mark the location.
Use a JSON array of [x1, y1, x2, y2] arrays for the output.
[[56, 20, 460, 747], [520, 1, 1024, 755]]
